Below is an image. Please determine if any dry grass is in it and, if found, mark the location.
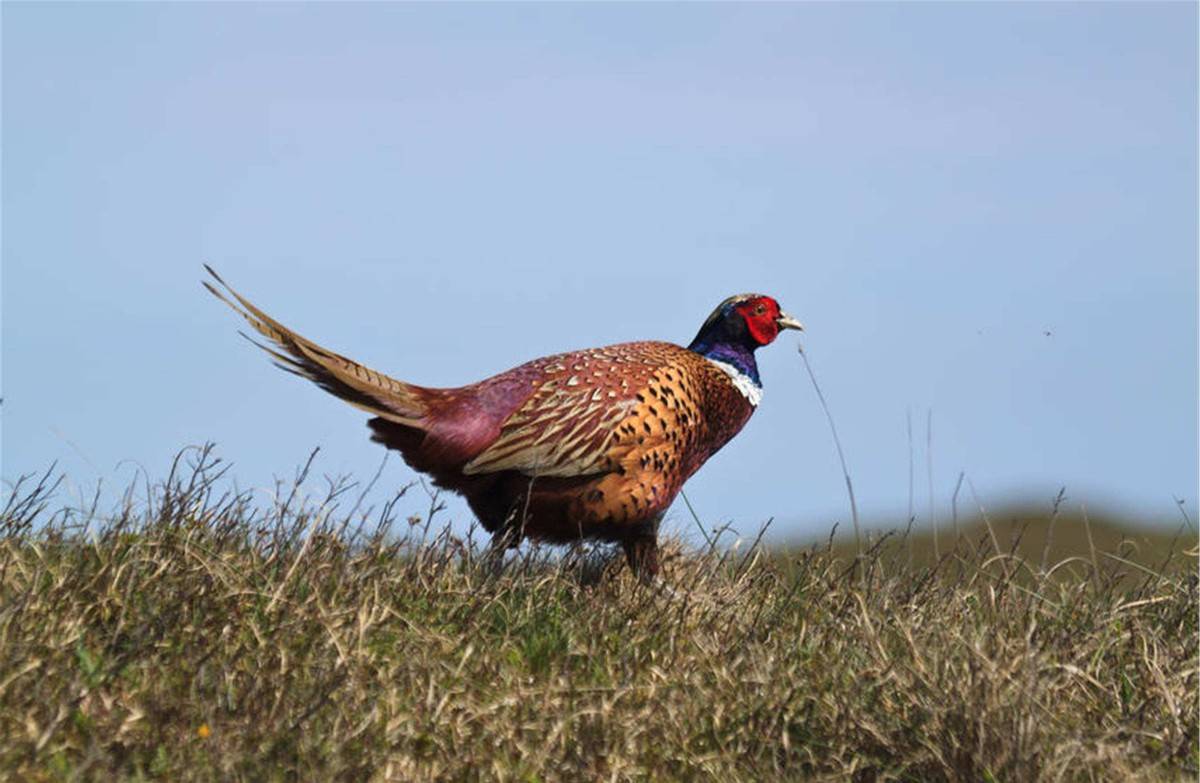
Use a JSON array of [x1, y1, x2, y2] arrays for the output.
[[1, 446, 1196, 781]]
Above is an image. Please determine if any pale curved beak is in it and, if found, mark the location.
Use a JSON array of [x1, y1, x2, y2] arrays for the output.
[[776, 311, 805, 332]]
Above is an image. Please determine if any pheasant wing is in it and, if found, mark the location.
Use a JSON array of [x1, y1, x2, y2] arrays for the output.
[[462, 345, 671, 478]]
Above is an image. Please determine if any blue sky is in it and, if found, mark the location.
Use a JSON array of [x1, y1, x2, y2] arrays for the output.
[[4, 3, 1196, 541]]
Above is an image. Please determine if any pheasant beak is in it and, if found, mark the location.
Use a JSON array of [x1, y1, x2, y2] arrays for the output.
[[776, 312, 805, 332]]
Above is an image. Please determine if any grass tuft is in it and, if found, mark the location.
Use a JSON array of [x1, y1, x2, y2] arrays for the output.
[[1, 446, 1196, 781]]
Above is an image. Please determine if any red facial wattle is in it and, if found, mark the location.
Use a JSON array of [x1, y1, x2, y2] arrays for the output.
[[736, 299, 782, 346]]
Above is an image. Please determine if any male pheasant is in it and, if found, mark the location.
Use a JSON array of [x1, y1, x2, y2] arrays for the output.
[[204, 267, 803, 578]]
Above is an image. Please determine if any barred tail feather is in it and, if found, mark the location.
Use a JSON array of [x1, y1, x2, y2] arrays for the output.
[[203, 265, 427, 426]]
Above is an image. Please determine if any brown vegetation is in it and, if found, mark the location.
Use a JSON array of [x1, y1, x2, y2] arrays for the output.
[[1, 447, 1195, 781]]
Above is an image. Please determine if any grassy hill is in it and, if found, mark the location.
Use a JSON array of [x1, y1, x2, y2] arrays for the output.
[[805, 505, 1193, 578], [1, 453, 1195, 781]]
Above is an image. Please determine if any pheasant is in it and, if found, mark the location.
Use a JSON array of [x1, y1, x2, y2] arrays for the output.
[[204, 266, 803, 578]]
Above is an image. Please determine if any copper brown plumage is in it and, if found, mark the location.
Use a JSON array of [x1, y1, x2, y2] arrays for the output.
[[204, 266, 803, 578]]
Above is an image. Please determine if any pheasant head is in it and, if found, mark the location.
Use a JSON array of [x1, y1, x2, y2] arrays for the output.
[[687, 294, 803, 390]]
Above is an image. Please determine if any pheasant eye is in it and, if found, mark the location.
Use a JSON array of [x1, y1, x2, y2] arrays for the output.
[[754, 304, 766, 315]]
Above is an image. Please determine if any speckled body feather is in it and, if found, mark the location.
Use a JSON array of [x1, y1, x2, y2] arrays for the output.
[[205, 267, 802, 577], [367, 342, 756, 545]]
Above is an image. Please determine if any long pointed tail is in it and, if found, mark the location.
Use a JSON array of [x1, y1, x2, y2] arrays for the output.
[[203, 265, 427, 426]]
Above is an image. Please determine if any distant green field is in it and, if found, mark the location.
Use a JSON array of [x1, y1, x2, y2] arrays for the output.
[[1, 454, 1196, 781], [802, 507, 1193, 578]]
